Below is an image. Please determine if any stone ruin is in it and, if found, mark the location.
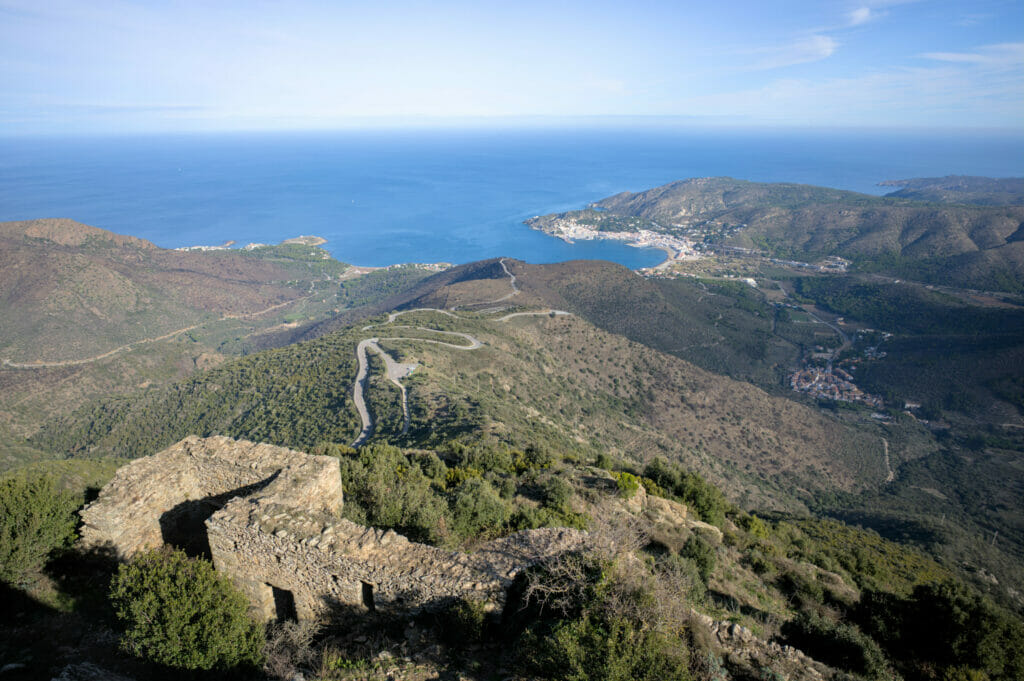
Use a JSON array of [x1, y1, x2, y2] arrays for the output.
[[80, 435, 587, 621]]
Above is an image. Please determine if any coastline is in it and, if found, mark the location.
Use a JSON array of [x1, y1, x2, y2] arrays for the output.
[[176, 235, 329, 252]]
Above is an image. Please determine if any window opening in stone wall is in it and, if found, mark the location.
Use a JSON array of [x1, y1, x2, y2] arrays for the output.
[[269, 584, 298, 622], [361, 581, 376, 611]]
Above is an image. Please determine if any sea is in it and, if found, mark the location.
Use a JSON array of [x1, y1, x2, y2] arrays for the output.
[[2, 127, 1022, 268]]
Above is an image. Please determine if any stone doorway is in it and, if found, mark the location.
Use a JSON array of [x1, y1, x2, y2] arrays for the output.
[[269, 584, 298, 622], [361, 582, 376, 612]]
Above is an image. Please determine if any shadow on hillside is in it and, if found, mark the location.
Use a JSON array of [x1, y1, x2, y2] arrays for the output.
[[827, 510, 945, 546]]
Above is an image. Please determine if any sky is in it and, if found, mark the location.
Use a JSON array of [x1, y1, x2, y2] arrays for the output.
[[1, 0, 1022, 133]]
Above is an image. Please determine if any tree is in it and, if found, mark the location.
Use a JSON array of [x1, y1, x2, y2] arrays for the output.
[[109, 548, 264, 671], [0, 474, 79, 587]]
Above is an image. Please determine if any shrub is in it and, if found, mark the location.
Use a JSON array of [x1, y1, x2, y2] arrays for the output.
[[336, 444, 450, 544], [680, 534, 716, 583], [613, 471, 640, 499], [109, 548, 264, 671], [441, 596, 489, 645], [513, 445, 556, 474], [450, 479, 509, 540], [857, 582, 1024, 681], [523, 614, 692, 681], [642, 458, 728, 526], [497, 476, 517, 499], [513, 553, 696, 681], [781, 611, 891, 680], [0, 474, 80, 586], [540, 476, 574, 513], [655, 554, 707, 604]]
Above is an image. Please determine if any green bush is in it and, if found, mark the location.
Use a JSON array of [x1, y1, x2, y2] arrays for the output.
[[109, 548, 264, 671], [450, 479, 509, 540], [514, 555, 693, 681], [441, 596, 489, 644], [334, 444, 450, 544], [524, 614, 692, 681], [540, 476, 574, 513], [781, 611, 891, 680], [857, 582, 1024, 681], [0, 474, 80, 586], [680, 535, 716, 583], [613, 471, 640, 499], [642, 458, 728, 526]]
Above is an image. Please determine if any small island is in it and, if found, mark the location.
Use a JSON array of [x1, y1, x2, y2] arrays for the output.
[[178, 235, 328, 251], [280, 235, 328, 246]]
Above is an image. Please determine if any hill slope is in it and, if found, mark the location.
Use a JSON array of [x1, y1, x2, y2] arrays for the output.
[[30, 264, 899, 513], [879, 175, 1024, 205], [529, 177, 1024, 291], [0, 218, 352, 363], [0, 218, 364, 438]]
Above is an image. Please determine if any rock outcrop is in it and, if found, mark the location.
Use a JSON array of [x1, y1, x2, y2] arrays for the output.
[[81, 435, 587, 621]]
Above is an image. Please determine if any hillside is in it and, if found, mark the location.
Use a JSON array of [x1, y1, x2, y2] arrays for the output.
[[880, 175, 1024, 205], [528, 177, 1024, 291], [30, 291, 896, 513], [4, 252, 1024, 681], [387, 258, 1024, 598], [0, 218, 351, 364], [0, 220, 443, 440]]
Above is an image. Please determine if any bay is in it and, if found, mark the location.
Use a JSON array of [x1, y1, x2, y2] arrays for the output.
[[1, 127, 1022, 268]]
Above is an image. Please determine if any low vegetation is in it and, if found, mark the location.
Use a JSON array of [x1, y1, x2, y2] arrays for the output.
[[109, 547, 265, 671], [0, 473, 79, 587]]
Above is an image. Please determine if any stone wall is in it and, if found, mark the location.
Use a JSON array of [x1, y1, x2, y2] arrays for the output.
[[79, 435, 342, 559], [207, 498, 584, 620], [81, 436, 587, 621]]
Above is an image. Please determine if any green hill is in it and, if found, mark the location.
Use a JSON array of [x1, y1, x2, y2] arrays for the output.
[[4, 252, 1024, 680], [530, 177, 1024, 291], [0, 220, 441, 440], [880, 175, 1024, 206]]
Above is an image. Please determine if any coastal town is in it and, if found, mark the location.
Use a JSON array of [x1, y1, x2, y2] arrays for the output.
[[527, 213, 699, 260]]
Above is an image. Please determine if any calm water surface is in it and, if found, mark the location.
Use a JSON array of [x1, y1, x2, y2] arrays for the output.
[[2, 128, 1022, 267]]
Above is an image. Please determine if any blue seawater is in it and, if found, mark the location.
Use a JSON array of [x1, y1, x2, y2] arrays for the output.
[[1, 128, 1022, 268]]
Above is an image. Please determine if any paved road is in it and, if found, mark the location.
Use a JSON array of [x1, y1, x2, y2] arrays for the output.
[[349, 329, 484, 447], [882, 437, 894, 483], [348, 258, 575, 446], [495, 309, 570, 322], [1, 297, 306, 369]]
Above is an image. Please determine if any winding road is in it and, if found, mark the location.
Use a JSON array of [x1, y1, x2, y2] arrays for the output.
[[882, 437, 895, 483], [348, 258, 568, 446], [350, 332, 482, 446], [0, 297, 307, 369]]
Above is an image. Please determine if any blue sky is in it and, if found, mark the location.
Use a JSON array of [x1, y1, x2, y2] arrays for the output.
[[1, 0, 1022, 133]]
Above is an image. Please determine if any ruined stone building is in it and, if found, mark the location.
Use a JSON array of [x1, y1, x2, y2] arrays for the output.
[[80, 436, 587, 621]]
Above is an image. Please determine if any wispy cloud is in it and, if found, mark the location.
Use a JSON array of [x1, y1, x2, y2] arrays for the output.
[[674, 52, 1024, 127], [847, 7, 873, 26], [751, 35, 838, 70], [69, 104, 209, 114], [922, 42, 1024, 65]]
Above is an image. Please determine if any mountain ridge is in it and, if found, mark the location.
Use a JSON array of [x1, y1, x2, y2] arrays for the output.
[[529, 177, 1024, 291]]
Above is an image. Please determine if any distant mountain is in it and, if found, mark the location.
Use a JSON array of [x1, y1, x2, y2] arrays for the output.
[[0, 218, 352, 363], [0, 218, 355, 438], [531, 177, 1024, 291], [880, 175, 1024, 206]]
